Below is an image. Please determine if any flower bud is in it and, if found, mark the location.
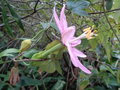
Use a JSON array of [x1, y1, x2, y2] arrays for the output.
[[19, 39, 32, 52]]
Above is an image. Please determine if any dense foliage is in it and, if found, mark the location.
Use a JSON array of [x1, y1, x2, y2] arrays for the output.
[[0, 0, 120, 90]]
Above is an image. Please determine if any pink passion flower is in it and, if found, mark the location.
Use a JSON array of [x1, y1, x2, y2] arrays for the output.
[[53, 4, 92, 74]]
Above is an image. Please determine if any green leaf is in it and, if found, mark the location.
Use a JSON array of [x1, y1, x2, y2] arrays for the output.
[[93, 86, 106, 90], [17, 76, 42, 86], [23, 49, 38, 58], [72, 9, 88, 16], [105, 0, 113, 10], [107, 75, 120, 86], [43, 76, 64, 83], [112, 50, 120, 59], [0, 32, 4, 37], [0, 48, 19, 58], [1, 0, 14, 37], [0, 74, 9, 82], [6, 1, 24, 30], [85, 88, 94, 90], [6, 0, 25, 32], [100, 65, 115, 76], [98, 24, 112, 61], [31, 60, 56, 73], [100, 65, 107, 71], [51, 80, 65, 90], [42, 43, 64, 58], [17, 76, 64, 87], [0, 82, 7, 90], [67, 0, 90, 9], [117, 70, 120, 83], [31, 42, 64, 60], [45, 40, 65, 57], [31, 41, 63, 73], [104, 43, 111, 61], [79, 80, 89, 90], [105, 65, 115, 76], [31, 50, 57, 73], [45, 40, 60, 50], [89, 38, 98, 49], [31, 51, 45, 59], [109, 0, 120, 23], [77, 73, 90, 90], [54, 60, 62, 75], [67, 0, 90, 16]]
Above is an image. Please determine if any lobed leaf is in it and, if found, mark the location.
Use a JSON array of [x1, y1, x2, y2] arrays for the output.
[[67, 0, 90, 16]]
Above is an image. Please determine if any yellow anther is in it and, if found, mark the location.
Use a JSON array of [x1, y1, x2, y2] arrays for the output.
[[83, 27, 91, 32], [83, 26, 97, 40]]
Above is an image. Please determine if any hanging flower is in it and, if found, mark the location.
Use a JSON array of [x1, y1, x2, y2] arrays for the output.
[[9, 67, 20, 85], [53, 4, 96, 74]]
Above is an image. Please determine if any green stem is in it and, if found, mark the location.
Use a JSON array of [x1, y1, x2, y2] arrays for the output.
[[42, 43, 63, 57], [32, 29, 45, 40]]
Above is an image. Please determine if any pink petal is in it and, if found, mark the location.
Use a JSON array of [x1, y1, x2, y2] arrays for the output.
[[67, 44, 91, 74], [62, 26, 75, 45], [53, 7, 63, 33], [77, 58, 91, 74], [60, 4, 68, 30], [67, 43, 79, 67], [71, 37, 81, 47], [73, 48, 87, 58]]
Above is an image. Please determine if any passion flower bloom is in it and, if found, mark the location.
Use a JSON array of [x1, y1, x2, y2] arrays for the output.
[[53, 5, 96, 74]]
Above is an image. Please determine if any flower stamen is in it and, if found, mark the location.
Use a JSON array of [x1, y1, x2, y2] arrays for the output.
[[70, 26, 97, 43]]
